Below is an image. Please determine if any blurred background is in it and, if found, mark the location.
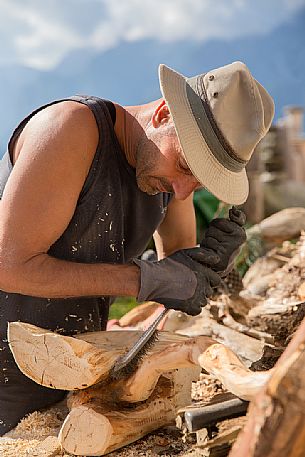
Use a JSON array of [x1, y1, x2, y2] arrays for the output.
[[0, 0, 304, 150], [1, 0, 305, 316]]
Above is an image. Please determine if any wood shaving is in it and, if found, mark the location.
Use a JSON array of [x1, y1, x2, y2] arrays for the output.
[[0, 375, 226, 456]]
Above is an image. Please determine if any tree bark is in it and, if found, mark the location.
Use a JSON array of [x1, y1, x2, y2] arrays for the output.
[[229, 315, 305, 457]]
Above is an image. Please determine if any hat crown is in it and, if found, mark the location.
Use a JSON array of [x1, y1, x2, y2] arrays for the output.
[[201, 61, 274, 162]]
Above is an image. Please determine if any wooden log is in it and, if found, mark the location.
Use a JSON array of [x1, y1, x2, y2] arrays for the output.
[[117, 333, 214, 402], [118, 301, 164, 327], [8, 322, 276, 455], [229, 315, 305, 457], [163, 309, 265, 367], [9, 322, 271, 404], [8, 322, 120, 390], [8, 322, 207, 395], [198, 343, 272, 401], [59, 368, 199, 456], [247, 299, 305, 346], [221, 312, 274, 344], [247, 207, 305, 246], [242, 256, 284, 296]]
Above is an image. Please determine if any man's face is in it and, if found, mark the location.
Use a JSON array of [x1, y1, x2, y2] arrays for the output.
[[136, 123, 202, 200]]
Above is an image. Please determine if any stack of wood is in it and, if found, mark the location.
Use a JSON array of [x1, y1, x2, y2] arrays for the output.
[[7, 207, 305, 456], [8, 323, 270, 456]]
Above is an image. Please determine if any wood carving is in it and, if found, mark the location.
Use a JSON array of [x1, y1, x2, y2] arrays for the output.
[[59, 368, 199, 456], [198, 343, 272, 401], [8, 322, 271, 455]]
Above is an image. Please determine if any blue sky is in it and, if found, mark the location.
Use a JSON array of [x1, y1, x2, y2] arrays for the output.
[[0, 0, 304, 152], [1, 0, 305, 71]]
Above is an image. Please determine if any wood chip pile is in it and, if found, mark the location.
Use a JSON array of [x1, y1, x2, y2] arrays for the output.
[[2, 207, 305, 457]]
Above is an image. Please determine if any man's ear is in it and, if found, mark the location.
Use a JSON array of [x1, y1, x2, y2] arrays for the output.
[[152, 100, 170, 128]]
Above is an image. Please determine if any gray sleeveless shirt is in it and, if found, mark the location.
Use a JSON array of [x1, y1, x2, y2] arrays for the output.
[[0, 95, 173, 433], [0, 95, 171, 337]]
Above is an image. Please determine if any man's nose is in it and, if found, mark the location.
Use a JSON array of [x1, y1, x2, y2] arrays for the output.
[[172, 177, 199, 200]]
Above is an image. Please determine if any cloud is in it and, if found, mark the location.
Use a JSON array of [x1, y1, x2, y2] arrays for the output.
[[0, 0, 304, 70]]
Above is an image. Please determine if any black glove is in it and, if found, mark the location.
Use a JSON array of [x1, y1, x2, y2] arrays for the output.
[[187, 207, 246, 277], [134, 249, 221, 316]]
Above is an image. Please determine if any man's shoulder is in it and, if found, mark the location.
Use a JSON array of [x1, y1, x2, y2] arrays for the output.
[[34, 99, 94, 126], [23, 100, 98, 143], [12, 99, 99, 165]]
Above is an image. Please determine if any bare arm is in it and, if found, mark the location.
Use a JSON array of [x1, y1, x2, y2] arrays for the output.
[[0, 102, 140, 298], [153, 193, 197, 260]]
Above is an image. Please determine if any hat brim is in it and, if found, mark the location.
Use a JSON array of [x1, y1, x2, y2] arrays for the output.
[[158, 64, 249, 205]]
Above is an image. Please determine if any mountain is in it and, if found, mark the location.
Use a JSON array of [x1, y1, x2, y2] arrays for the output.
[[0, 8, 304, 154]]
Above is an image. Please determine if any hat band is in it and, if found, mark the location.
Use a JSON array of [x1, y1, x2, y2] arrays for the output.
[[186, 76, 247, 173]]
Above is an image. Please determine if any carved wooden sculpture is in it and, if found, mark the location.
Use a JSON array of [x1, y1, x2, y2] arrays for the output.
[[8, 322, 271, 456]]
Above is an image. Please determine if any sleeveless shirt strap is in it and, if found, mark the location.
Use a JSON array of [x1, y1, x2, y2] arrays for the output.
[[66, 96, 119, 201]]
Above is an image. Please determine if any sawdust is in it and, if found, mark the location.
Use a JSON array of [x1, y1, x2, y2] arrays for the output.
[[0, 403, 70, 457], [5, 405, 67, 440], [0, 374, 227, 457], [192, 374, 225, 403], [0, 437, 41, 457]]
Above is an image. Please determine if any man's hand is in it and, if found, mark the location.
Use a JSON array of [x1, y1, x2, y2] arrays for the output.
[[187, 207, 246, 277], [134, 249, 221, 316]]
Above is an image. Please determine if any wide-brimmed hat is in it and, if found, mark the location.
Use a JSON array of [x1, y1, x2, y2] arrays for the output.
[[158, 61, 274, 204]]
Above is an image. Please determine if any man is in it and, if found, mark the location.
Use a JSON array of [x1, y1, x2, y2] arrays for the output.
[[0, 61, 274, 434]]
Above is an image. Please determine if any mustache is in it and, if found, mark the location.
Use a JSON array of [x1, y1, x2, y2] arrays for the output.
[[157, 178, 174, 193]]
